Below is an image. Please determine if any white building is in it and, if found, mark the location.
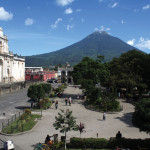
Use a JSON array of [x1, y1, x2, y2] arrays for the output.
[[0, 28, 25, 83], [25, 67, 43, 73], [57, 62, 73, 83]]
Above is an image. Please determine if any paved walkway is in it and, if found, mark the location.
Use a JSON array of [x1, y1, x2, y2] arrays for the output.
[[1, 86, 150, 150]]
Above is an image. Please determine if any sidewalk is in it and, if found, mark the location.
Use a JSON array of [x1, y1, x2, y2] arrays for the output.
[[2, 86, 150, 150]]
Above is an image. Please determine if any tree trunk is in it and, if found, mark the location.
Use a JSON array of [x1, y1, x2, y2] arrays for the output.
[[65, 129, 67, 150]]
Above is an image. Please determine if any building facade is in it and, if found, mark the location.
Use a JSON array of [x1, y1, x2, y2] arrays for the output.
[[57, 62, 73, 84], [25, 67, 55, 81], [0, 28, 25, 83]]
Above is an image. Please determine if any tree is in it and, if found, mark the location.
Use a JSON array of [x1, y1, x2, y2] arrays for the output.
[[41, 83, 51, 96], [77, 122, 86, 137], [72, 55, 110, 102], [36, 85, 45, 101], [132, 98, 150, 134], [27, 84, 38, 100], [27, 84, 45, 102], [53, 109, 78, 150], [109, 50, 148, 98]]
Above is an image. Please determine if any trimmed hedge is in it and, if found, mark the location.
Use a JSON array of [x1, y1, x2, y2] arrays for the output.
[[69, 137, 108, 149], [69, 137, 150, 149], [107, 138, 150, 149]]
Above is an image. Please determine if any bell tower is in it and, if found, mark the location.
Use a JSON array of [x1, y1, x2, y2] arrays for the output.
[[0, 27, 9, 54]]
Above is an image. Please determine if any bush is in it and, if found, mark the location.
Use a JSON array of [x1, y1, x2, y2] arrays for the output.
[[69, 137, 108, 149], [36, 98, 52, 109], [107, 138, 150, 149], [69, 137, 150, 149], [25, 108, 31, 115], [50, 91, 56, 98]]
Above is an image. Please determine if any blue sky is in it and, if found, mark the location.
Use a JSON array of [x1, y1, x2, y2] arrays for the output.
[[0, 0, 150, 56]]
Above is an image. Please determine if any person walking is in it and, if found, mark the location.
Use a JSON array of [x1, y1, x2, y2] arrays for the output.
[[69, 97, 72, 106], [65, 97, 68, 105], [55, 100, 58, 109], [103, 112, 106, 120]]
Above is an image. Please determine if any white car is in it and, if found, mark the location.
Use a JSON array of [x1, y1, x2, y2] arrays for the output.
[[3, 140, 15, 150]]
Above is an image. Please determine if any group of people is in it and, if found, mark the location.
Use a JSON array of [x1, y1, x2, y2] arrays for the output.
[[65, 97, 72, 106], [45, 134, 53, 145], [54, 96, 73, 109]]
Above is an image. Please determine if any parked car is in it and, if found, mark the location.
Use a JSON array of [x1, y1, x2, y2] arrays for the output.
[[4, 140, 14, 150], [47, 78, 58, 83]]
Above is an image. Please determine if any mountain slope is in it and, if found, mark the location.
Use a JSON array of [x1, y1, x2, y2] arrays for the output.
[[25, 31, 137, 67]]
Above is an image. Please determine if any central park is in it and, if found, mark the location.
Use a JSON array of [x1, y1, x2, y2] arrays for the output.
[[0, 50, 150, 150]]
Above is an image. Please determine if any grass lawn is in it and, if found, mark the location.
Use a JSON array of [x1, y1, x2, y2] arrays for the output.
[[2, 114, 41, 134]]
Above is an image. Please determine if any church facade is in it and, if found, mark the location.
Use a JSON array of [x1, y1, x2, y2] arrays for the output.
[[0, 28, 25, 83], [57, 62, 73, 84]]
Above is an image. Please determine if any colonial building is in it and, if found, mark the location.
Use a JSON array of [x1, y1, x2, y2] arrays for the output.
[[0, 28, 25, 83], [25, 67, 55, 81], [57, 62, 73, 84]]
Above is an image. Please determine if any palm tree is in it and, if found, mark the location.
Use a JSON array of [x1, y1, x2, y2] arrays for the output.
[[77, 122, 86, 137]]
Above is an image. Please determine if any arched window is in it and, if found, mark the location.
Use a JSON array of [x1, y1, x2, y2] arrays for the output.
[[61, 70, 66, 76]]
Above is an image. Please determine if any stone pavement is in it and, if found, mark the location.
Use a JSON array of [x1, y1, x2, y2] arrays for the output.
[[1, 86, 150, 150]]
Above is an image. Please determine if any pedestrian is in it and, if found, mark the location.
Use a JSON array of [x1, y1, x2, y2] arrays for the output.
[[45, 134, 50, 144], [55, 100, 58, 109], [65, 97, 68, 105], [118, 92, 120, 98], [103, 112, 106, 120], [31, 101, 33, 108], [116, 131, 122, 139], [69, 97, 72, 106], [77, 94, 80, 99]]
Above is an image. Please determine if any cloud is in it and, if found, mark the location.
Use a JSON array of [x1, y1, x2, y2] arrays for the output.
[[136, 37, 150, 51], [127, 39, 135, 46], [121, 20, 125, 24], [67, 25, 73, 31], [51, 18, 62, 29], [56, 0, 74, 7], [106, 28, 111, 31], [111, 2, 118, 8], [142, 4, 150, 10], [0, 7, 13, 21], [25, 18, 34, 25], [94, 26, 111, 32], [65, 8, 73, 14]]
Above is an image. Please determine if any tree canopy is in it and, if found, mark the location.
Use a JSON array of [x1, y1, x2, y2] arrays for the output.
[[27, 83, 51, 101], [132, 98, 150, 134], [72, 55, 110, 90], [109, 50, 150, 98]]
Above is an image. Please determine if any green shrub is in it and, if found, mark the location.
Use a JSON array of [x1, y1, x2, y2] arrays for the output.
[[69, 137, 150, 149], [107, 138, 150, 149], [36, 98, 52, 109], [50, 91, 56, 97], [25, 108, 31, 115], [69, 137, 108, 149]]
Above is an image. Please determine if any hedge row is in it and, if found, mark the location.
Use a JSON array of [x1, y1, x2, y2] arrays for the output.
[[68, 137, 150, 149]]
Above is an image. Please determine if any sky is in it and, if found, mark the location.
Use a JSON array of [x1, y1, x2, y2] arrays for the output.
[[0, 0, 150, 56]]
